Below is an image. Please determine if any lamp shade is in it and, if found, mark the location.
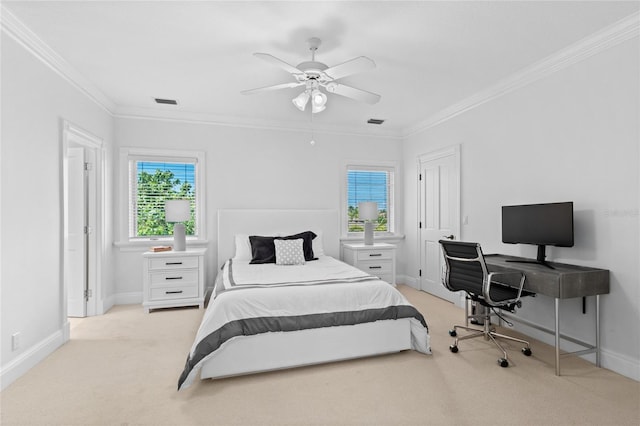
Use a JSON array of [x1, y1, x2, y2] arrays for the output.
[[292, 91, 310, 111], [358, 202, 378, 221], [311, 89, 327, 113], [165, 199, 191, 223]]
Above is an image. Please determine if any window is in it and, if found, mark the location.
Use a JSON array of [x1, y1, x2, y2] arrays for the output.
[[345, 165, 395, 235], [120, 148, 205, 242]]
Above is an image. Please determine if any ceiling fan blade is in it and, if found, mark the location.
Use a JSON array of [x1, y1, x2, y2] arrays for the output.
[[325, 83, 381, 104], [241, 82, 304, 95], [323, 56, 376, 80], [253, 53, 304, 75]]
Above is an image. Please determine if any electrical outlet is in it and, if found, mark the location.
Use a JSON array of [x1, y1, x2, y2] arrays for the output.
[[11, 332, 20, 351]]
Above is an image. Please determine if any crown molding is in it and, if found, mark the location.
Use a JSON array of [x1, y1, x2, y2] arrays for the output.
[[113, 106, 404, 140], [0, 5, 116, 114], [403, 11, 640, 138], [0, 5, 400, 140], [3, 5, 637, 140]]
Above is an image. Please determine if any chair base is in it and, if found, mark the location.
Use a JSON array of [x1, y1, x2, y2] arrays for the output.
[[449, 319, 532, 367]]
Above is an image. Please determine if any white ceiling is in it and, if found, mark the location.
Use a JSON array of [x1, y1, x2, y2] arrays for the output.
[[3, 1, 639, 137]]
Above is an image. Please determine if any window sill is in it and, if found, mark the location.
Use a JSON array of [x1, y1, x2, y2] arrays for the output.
[[114, 239, 209, 253], [340, 234, 405, 244]]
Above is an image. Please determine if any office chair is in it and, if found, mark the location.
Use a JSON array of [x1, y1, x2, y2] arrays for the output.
[[439, 240, 534, 367]]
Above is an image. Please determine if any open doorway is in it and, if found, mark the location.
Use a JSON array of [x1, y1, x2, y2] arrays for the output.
[[62, 121, 104, 331]]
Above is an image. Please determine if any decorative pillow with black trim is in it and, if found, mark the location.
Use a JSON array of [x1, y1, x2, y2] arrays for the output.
[[274, 238, 306, 265]]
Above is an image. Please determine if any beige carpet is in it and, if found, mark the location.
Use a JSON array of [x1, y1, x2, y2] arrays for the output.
[[1, 285, 638, 426]]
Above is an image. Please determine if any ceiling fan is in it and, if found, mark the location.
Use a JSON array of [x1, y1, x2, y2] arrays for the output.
[[241, 37, 381, 113]]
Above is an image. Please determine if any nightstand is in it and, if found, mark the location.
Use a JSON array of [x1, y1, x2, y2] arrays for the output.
[[142, 248, 206, 313], [342, 243, 396, 285]]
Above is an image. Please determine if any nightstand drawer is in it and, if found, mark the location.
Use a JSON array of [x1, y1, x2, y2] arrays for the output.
[[149, 256, 199, 270], [356, 250, 393, 261], [150, 270, 199, 286], [150, 285, 198, 301], [358, 259, 393, 274]]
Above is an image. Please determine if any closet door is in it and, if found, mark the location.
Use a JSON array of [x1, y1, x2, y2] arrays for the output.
[[418, 146, 460, 303]]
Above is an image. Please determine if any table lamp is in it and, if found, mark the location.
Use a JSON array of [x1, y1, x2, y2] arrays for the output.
[[358, 201, 378, 245], [165, 199, 191, 251]]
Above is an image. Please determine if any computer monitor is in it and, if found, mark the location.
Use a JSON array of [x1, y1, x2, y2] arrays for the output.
[[502, 201, 574, 268]]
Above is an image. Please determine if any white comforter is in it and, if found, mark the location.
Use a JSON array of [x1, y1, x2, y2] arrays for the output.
[[178, 256, 430, 390]]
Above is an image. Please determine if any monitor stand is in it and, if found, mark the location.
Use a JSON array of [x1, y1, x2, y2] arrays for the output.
[[506, 245, 555, 269]]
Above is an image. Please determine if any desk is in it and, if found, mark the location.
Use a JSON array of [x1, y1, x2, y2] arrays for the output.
[[485, 254, 609, 375]]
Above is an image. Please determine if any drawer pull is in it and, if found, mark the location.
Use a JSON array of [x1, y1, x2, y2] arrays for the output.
[[369, 253, 382, 257], [165, 276, 183, 280], [166, 262, 183, 265], [165, 290, 183, 294], [369, 266, 382, 269]]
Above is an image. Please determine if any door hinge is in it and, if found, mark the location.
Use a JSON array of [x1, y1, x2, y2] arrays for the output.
[[84, 162, 92, 171], [419, 173, 422, 181], [84, 226, 92, 235], [419, 221, 422, 228], [419, 269, 422, 277], [84, 289, 92, 300]]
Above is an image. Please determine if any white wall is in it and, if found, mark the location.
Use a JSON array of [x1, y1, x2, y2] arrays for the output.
[[2, 9, 638, 390], [0, 34, 114, 389], [112, 118, 402, 302], [402, 37, 639, 379]]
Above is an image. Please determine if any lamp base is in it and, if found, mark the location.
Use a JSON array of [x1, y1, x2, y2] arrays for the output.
[[173, 223, 186, 251], [364, 221, 374, 245]]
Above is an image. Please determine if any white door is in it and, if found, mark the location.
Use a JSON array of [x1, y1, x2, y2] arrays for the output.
[[418, 146, 461, 303], [67, 147, 87, 317]]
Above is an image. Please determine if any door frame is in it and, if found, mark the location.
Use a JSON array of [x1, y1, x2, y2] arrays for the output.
[[61, 121, 105, 334], [417, 145, 463, 306]]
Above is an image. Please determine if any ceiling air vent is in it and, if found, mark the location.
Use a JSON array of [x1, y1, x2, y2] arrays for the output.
[[367, 118, 385, 125], [154, 98, 178, 105]]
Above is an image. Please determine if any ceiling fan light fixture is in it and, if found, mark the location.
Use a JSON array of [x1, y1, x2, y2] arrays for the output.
[[311, 89, 327, 113], [292, 90, 310, 111], [245, 37, 380, 114]]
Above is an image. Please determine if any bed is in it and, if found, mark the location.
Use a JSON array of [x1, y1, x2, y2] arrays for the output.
[[177, 209, 431, 390]]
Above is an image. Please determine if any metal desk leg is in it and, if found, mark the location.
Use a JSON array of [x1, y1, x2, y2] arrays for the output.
[[555, 298, 561, 376], [596, 295, 601, 367]]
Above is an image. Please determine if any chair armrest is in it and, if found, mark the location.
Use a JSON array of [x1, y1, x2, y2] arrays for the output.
[[489, 271, 525, 290], [483, 271, 526, 307]]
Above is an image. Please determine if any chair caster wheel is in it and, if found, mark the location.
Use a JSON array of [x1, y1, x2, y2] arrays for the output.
[[450, 345, 458, 353], [498, 358, 509, 367], [522, 347, 532, 356], [449, 330, 457, 337]]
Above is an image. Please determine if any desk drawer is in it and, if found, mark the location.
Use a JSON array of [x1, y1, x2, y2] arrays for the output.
[[356, 250, 393, 261], [150, 285, 198, 301], [149, 257, 199, 270], [150, 270, 198, 286]]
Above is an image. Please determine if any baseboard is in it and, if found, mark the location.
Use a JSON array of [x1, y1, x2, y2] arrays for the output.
[[401, 278, 639, 382], [397, 275, 419, 289], [113, 291, 142, 306], [0, 328, 67, 391], [101, 294, 116, 313], [510, 319, 639, 381], [600, 347, 640, 381]]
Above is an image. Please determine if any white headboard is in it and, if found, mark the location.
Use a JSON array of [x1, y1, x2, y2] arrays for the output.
[[217, 209, 340, 267]]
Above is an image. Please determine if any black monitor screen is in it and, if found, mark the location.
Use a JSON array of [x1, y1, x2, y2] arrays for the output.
[[502, 202, 574, 248]]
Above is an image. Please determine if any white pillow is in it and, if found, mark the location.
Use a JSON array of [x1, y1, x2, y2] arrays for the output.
[[312, 230, 324, 257], [274, 238, 306, 265], [233, 234, 252, 261]]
